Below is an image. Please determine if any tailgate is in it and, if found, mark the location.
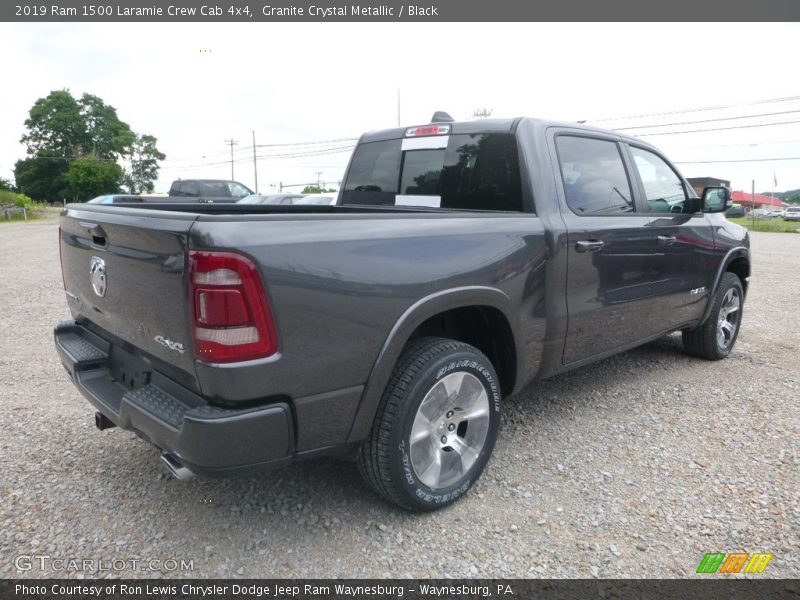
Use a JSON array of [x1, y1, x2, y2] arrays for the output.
[[59, 206, 198, 376]]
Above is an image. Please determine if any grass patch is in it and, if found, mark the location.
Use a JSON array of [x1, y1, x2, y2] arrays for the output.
[[0, 204, 62, 223], [727, 217, 800, 233]]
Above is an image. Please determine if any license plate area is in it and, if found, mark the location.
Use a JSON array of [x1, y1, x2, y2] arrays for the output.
[[109, 344, 152, 390]]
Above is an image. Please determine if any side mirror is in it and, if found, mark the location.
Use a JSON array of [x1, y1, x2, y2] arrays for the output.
[[702, 186, 732, 213]]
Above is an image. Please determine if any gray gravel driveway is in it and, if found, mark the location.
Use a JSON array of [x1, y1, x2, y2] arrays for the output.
[[1, 221, 797, 579]]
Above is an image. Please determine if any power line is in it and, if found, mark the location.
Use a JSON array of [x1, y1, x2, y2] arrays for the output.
[[163, 145, 356, 171], [586, 94, 800, 123], [635, 118, 800, 137], [255, 137, 358, 148], [614, 109, 800, 132], [256, 145, 356, 160], [674, 156, 800, 164]]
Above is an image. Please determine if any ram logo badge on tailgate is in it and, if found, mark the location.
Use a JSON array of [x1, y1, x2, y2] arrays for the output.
[[89, 256, 107, 297]]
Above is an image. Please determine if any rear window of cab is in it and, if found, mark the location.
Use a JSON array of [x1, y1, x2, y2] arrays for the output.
[[341, 133, 523, 212]]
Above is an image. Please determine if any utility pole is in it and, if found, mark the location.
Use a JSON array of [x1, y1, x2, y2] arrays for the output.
[[252, 131, 258, 193], [316, 171, 323, 191], [225, 138, 238, 179], [751, 179, 755, 228]]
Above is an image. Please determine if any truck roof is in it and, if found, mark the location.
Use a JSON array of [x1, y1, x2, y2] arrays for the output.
[[359, 116, 647, 147]]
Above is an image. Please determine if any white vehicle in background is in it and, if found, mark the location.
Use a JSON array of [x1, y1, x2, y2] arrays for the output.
[[783, 206, 800, 221]]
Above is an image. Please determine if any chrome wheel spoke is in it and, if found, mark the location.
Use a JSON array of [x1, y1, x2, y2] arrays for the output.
[[441, 371, 466, 401], [721, 320, 733, 337], [418, 381, 449, 421], [451, 436, 480, 461], [457, 376, 488, 412], [410, 414, 435, 445], [459, 403, 490, 422], [416, 448, 443, 487]]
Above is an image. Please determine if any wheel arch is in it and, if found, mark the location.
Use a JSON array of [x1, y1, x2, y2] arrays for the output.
[[700, 246, 750, 325], [346, 287, 519, 444]]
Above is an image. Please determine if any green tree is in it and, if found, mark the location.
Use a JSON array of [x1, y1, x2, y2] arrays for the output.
[[79, 93, 135, 159], [301, 185, 336, 194], [17, 90, 145, 201], [0, 178, 13, 191], [65, 157, 123, 202], [124, 134, 166, 193], [20, 90, 85, 159], [14, 153, 70, 201], [21, 90, 135, 160]]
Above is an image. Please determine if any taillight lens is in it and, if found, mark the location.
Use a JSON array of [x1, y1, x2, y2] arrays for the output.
[[405, 125, 450, 137], [189, 251, 278, 363]]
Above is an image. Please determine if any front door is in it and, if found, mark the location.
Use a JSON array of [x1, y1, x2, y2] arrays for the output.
[[625, 144, 712, 328]]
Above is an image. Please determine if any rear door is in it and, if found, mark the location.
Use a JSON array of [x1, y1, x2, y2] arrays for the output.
[[59, 206, 198, 376]]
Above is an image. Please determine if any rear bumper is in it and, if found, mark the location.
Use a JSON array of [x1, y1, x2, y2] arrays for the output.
[[54, 321, 293, 477]]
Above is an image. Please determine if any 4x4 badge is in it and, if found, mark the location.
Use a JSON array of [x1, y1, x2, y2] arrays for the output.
[[90, 256, 106, 297]]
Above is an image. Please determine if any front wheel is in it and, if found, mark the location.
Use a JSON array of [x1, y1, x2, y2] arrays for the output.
[[682, 272, 744, 360], [358, 337, 501, 511]]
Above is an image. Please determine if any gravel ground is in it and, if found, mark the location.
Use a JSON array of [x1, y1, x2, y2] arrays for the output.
[[1, 220, 797, 579]]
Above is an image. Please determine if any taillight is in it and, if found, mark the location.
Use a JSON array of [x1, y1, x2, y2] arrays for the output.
[[405, 124, 450, 137], [189, 250, 278, 363]]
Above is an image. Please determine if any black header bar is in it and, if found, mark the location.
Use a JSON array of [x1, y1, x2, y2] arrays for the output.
[[5, 0, 800, 22]]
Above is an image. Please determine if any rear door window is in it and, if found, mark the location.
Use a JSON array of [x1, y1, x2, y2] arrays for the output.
[[178, 181, 199, 196], [200, 181, 230, 197], [341, 133, 523, 212]]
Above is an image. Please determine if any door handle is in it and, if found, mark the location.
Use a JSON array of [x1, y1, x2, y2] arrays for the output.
[[657, 235, 677, 246], [575, 240, 605, 253]]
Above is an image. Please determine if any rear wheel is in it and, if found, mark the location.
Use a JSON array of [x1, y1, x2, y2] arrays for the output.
[[682, 272, 743, 360], [358, 337, 501, 511]]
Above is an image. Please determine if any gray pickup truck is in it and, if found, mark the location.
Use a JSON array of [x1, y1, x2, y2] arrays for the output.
[[168, 178, 254, 203], [55, 114, 749, 511]]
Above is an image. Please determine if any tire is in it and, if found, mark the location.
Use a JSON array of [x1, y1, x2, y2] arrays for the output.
[[357, 337, 501, 511], [682, 272, 744, 360]]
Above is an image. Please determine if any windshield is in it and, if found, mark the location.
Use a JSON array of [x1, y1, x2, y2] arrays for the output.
[[341, 133, 523, 212]]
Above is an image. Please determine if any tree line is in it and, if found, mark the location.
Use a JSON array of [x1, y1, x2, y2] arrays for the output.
[[10, 90, 165, 202]]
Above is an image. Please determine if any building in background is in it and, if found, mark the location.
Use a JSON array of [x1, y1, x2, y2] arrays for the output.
[[687, 177, 785, 211], [730, 191, 786, 210], [687, 177, 731, 196]]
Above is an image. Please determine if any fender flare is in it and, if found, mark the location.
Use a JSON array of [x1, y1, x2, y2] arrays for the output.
[[346, 286, 519, 444], [700, 246, 750, 325]]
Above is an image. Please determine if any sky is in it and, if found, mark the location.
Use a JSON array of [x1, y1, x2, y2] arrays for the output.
[[1, 22, 799, 196]]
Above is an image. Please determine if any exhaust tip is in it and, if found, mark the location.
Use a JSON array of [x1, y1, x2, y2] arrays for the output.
[[160, 453, 194, 481], [95, 412, 116, 431]]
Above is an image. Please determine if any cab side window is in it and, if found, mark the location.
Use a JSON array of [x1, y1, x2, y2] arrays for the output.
[[629, 146, 688, 213], [556, 136, 634, 215], [228, 182, 252, 198]]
